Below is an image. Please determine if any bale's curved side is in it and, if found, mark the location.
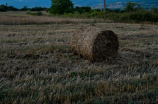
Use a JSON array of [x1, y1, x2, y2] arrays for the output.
[[71, 26, 119, 62]]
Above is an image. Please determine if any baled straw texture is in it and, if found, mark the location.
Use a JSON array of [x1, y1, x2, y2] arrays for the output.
[[71, 25, 119, 62]]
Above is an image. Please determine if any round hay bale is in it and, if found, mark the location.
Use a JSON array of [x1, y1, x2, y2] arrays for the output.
[[71, 25, 119, 62]]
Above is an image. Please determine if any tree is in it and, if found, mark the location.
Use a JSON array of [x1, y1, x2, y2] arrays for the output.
[[8, 6, 18, 11], [21, 6, 28, 11], [151, 7, 158, 13], [124, 2, 141, 12], [0, 4, 7, 12], [49, 0, 74, 14]]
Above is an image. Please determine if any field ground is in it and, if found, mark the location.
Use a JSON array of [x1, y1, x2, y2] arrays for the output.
[[0, 12, 158, 103]]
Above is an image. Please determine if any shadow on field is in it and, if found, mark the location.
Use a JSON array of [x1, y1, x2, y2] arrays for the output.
[[116, 48, 152, 64]]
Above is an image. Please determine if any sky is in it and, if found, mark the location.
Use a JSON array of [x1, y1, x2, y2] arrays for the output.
[[0, 0, 142, 8], [0, 0, 51, 8]]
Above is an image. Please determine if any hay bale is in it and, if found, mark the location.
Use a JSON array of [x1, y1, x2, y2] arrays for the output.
[[71, 25, 119, 62]]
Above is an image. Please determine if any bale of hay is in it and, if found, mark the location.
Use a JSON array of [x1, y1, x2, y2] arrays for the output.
[[71, 25, 119, 62]]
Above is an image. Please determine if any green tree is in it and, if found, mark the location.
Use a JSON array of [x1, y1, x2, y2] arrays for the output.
[[0, 4, 7, 12], [124, 2, 141, 12], [21, 6, 28, 11], [74, 6, 91, 14], [8, 6, 18, 11], [49, 0, 73, 14], [31, 7, 47, 11], [151, 7, 158, 13]]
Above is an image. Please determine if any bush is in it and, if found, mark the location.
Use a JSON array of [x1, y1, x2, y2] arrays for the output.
[[50, 3, 158, 24], [27, 11, 43, 16], [74, 6, 91, 14], [30, 7, 47, 11], [151, 7, 158, 13], [109, 10, 158, 23], [128, 10, 158, 22]]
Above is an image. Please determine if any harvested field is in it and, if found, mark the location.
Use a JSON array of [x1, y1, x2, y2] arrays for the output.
[[0, 13, 158, 104]]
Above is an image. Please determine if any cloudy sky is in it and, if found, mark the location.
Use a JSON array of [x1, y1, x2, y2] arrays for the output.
[[0, 0, 141, 8], [0, 0, 51, 8]]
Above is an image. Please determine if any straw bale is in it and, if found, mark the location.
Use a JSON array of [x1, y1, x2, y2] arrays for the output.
[[71, 25, 119, 62]]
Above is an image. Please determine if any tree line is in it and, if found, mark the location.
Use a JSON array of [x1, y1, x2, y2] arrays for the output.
[[49, 0, 158, 23], [49, 0, 158, 14], [1, 0, 158, 23], [0, 4, 48, 12], [1, 1, 158, 14]]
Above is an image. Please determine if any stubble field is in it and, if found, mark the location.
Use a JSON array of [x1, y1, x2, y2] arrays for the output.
[[0, 12, 158, 104]]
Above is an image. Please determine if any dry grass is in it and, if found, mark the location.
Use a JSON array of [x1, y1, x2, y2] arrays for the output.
[[0, 11, 107, 25], [0, 12, 158, 104], [71, 25, 119, 62]]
